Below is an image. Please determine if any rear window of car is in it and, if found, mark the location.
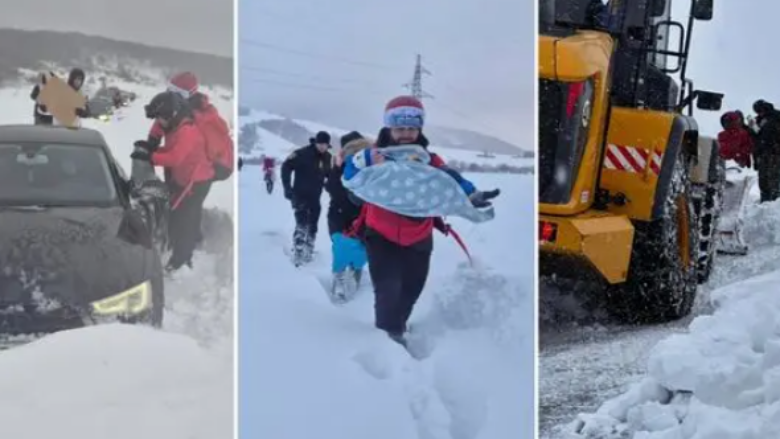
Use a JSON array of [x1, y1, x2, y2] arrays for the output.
[[0, 142, 118, 207]]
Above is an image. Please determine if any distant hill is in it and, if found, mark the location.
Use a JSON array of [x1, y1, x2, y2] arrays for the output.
[[239, 105, 533, 159], [0, 28, 232, 87]]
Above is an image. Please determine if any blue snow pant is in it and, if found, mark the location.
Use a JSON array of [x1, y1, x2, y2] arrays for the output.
[[331, 232, 367, 273]]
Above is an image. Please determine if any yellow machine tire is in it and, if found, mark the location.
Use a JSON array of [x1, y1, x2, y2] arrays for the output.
[[605, 157, 699, 323]]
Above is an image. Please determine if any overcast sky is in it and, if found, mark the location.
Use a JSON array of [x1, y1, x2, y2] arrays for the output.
[[0, 0, 233, 57], [238, 0, 532, 147], [668, 1, 772, 135]]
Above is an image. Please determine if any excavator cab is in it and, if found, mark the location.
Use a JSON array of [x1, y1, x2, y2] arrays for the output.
[[538, 0, 725, 323]]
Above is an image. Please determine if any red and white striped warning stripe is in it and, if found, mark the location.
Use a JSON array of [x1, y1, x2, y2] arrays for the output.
[[603, 144, 663, 175]]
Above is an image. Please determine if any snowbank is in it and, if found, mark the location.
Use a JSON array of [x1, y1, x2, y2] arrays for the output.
[[239, 166, 533, 439], [0, 324, 232, 438], [563, 201, 780, 439]]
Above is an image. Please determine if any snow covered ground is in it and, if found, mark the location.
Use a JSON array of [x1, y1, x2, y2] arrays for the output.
[[545, 177, 780, 438], [239, 108, 533, 169], [0, 78, 234, 438], [239, 165, 534, 438]]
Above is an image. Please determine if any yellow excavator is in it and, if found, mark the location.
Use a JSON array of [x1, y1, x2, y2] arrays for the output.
[[538, 0, 725, 323]]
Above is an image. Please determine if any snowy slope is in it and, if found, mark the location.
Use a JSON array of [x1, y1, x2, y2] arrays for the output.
[[239, 167, 534, 438], [0, 78, 234, 439], [558, 194, 780, 438], [239, 108, 533, 169]]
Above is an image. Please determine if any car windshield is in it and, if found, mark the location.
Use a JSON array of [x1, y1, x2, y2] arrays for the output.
[[0, 142, 118, 207]]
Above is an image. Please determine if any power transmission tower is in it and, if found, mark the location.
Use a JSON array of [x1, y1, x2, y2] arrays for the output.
[[403, 54, 433, 100]]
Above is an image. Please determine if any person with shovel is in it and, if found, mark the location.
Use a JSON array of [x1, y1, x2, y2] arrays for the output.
[[342, 95, 500, 346]]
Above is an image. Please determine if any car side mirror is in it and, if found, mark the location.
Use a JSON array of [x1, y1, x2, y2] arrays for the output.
[[116, 210, 153, 249]]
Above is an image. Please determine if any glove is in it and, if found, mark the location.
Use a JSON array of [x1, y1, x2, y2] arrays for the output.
[[433, 217, 451, 236], [130, 149, 152, 162], [134, 140, 159, 153], [284, 188, 294, 201], [469, 188, 501, 208]]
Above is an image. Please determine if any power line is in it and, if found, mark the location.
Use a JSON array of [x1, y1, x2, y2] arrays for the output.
[[240, 76, 349, 92], [240, 38, 401, 70], [239, 56, 506, 137], [240, 65, 382, 87]]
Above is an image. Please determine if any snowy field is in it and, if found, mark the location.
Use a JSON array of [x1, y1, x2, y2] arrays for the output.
[[549, 175, 780, 438], [239, 164, 534, 438], [0, 78, 234, 438], [239, 108, 533, 168]]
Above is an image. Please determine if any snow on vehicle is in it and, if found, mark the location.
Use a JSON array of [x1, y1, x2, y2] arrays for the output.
[[715, 166, 755, 256], [0, 124, 165, 335], [538, 0, 723, 323]]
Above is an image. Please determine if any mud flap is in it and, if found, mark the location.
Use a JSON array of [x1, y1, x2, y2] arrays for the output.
[[716, 171, 755, 256]]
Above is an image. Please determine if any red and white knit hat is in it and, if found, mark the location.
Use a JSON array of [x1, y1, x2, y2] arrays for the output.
[[168, 72, 198, 98], [384, 95, 425, 128]]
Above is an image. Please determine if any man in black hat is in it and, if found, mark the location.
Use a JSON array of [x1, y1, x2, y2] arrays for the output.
[[281, 131, 333, 265]]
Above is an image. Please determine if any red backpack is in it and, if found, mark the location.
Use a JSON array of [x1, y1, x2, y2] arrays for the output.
[[193, 104, 234, 181]]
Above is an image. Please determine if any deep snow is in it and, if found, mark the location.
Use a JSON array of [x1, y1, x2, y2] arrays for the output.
[[239, 162, 533, 438], [0, 76, 234, 438], [552, 181, 780, 438]]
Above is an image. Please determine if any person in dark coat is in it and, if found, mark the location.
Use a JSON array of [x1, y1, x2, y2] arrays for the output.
[[281, 131, 332, 266], [752, 100, 780, 202], [325, 131, 371, 301], [30, 68, 90, 125]]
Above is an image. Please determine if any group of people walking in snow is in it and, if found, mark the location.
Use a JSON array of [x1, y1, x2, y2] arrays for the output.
[[718, 100, 780, 203], [279, 95, 500, 346]]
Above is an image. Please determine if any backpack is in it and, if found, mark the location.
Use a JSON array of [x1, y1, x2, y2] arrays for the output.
[[193, 106, 234, 181]]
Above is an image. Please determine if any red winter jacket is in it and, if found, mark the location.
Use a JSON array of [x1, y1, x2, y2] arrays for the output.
[[151, 119, 214, 187], [717, 114, 754, 168], [262, 157, 275, 172]]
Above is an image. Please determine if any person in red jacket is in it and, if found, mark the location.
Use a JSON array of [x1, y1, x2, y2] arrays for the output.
[[133, 91, 215, 272], [344, 96, 499, 345], [146, 72, 231, 183], [717, 110, 754, 168], [261, 154, 276, 193]]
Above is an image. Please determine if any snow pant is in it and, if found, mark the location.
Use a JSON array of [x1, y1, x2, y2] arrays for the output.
[[331, 232, 367, 273], [167, 180, 212, 269], [365, 233, 432, 335], [756, 154, 780, 202], [264, 172, 274, 194], [292, 198, 321, 263]]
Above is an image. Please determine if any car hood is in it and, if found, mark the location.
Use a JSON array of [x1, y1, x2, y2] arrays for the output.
[[0, 206, 151, 306]]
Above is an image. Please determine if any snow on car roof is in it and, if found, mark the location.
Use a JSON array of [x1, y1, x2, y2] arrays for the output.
[[0, 124, 107, 147]]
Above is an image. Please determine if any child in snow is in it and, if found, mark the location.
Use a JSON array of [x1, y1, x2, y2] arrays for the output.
[[342, 96, 499, 345], [325, 131, 372, 302]]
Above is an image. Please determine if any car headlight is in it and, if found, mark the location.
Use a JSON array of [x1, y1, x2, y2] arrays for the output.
[[91, 281, 152, 316]]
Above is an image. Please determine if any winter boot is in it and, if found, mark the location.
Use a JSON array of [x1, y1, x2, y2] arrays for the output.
[[353, 268, 363, 288], [387, 331, 407, 348], [330, 271, 349, 304]]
